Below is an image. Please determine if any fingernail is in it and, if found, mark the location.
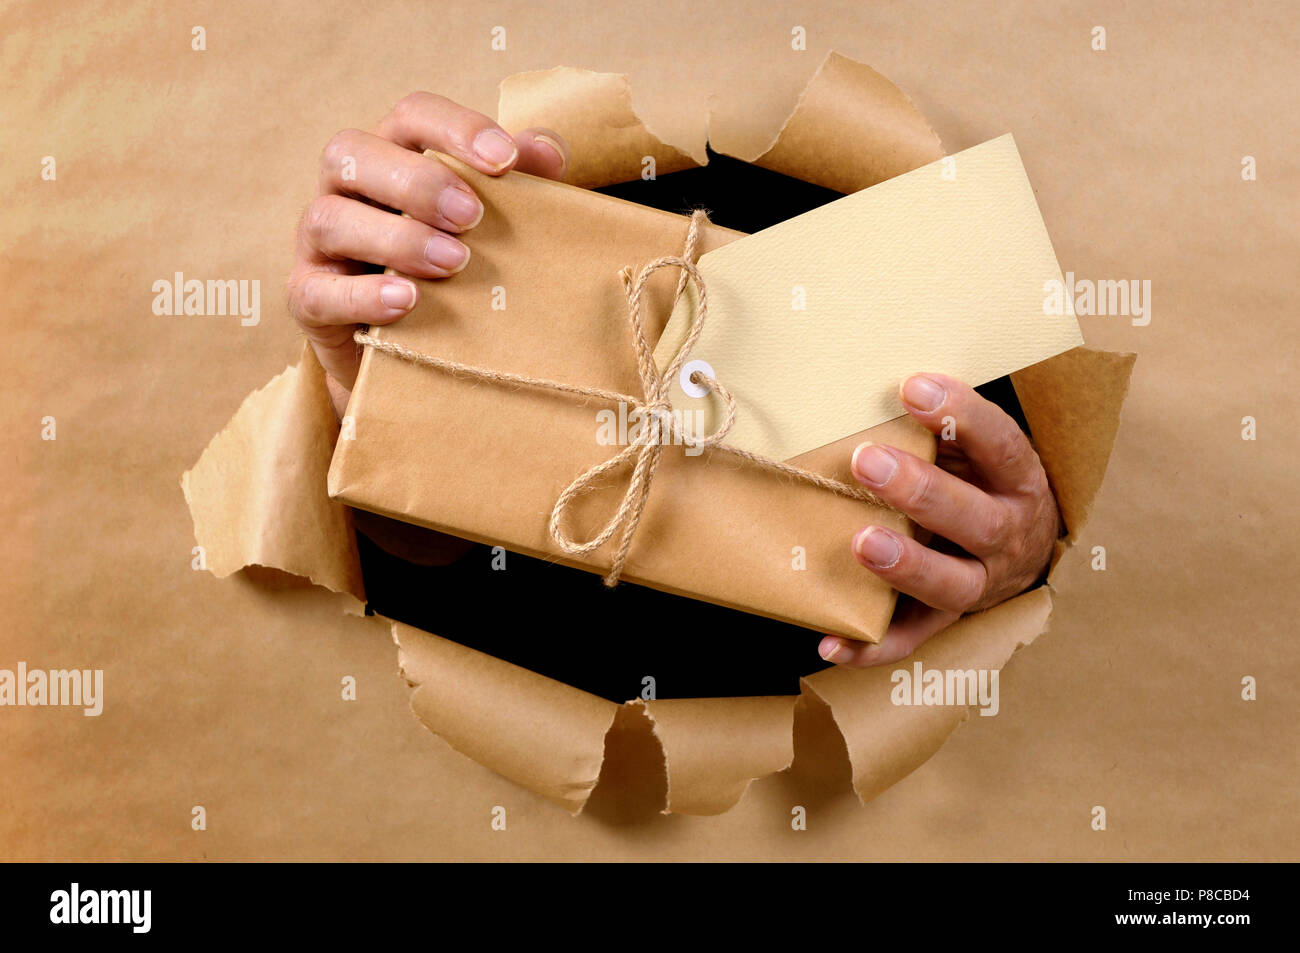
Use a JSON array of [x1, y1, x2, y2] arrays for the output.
[[819, 638, 843, 662], [850, 442, 897, 486], [438, 186, 483, 228], [379, 279, 417, 311], [902, 375, 946, 412], [855, 527, 901, 569], [472, 128, 518, 169], [424, 234, 470, 272], [532, 133, 567, 176]]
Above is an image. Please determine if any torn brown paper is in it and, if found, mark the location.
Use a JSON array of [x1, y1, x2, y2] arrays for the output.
[[11, 2, 1293, 860], [1012, 347, 1138, 543], [181, 343, 365, 610], [497, 50, 942, 193], [393, 623, 796, 817], [636, 696, 798, 816], [182, 51, 1134, 819], [708, 50, 944, 193], [497, 66, 703, 188], [393, 620, 618, 813], [805, 587, 1053, 804]]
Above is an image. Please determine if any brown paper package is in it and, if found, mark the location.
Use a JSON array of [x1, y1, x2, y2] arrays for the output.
[[327, 159, 937, 644], [184, 52, 1135, 815]]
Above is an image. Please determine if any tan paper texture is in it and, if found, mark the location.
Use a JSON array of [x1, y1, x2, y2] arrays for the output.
[[7, 0, 1296, 859]]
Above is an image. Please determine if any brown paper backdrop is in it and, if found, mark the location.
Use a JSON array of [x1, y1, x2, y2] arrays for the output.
[[3, 0, 1296, 859]]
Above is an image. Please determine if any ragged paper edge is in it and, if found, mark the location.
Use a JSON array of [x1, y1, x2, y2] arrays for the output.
[[392, 616, 798, 817], [497, 66, 704, 188], [180, 342, 366, 613], [633, 696, 798, 816], [181, 59, 1135, 819], [803, 587, 1055, 805], [1012, 347, 1138, 547], [709, 50, 945, 193], [391, 620, 619, 814], [388, 593, 1052, 816], [497, 50, 943, 192]]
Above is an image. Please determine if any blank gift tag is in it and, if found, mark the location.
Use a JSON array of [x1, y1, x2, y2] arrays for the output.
[[652, 134, 1084, 461]]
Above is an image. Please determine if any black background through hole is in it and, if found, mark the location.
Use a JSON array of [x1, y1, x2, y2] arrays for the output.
[[358, 145, 1030, 702]]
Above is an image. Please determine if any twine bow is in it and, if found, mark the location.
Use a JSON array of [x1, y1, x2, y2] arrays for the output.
[[354, 209, 894, 587]]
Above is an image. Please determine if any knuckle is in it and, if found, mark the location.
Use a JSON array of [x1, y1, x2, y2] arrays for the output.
[[343, 278, 374, 318], [989, 428, 1032, 477], [288, 273, 322, 322], [304, 195, 344, 243], [321, 129, 360, 172], [392, 91, 441, 127], [391, 91, 425, 121], [903, 465, 939, 514], [378, 217, 415, 263], [955, 565, 988, 613], [391, 163, 442, 214], [1017, 460, 1051, 500], [974, 505, 1010, 552], [1002, 530, 1028, 568]]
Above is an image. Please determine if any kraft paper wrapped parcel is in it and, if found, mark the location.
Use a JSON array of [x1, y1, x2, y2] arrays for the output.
[[327, 136, 1082, 643]]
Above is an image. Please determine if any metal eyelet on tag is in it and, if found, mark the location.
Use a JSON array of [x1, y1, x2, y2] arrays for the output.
[[679, 359, 715, 399]]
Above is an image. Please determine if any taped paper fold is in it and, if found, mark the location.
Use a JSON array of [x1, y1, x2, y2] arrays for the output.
[[181, 52, 1135, 816]]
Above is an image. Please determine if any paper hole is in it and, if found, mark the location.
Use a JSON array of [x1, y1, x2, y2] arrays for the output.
[[680, 359, 715, 399]]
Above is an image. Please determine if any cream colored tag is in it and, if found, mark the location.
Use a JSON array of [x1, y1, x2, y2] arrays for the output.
[[652, 134, 1084, 461]]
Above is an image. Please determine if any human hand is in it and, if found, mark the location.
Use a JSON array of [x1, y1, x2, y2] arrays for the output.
[[287, 92, 569, 417], [820, 373, 1061, 667]]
